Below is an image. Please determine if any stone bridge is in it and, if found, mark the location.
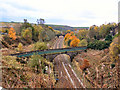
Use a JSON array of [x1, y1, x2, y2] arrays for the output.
[[10, 46, 87, 62], [41, 50, 85, 62]]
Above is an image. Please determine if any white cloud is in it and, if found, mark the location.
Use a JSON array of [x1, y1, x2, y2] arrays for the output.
[[0, 0, 119, 26]]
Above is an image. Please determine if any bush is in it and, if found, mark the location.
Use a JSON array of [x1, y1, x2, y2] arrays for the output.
[[18, 43, 23, 52], [87, 40, 111, 50], [2, 56, 21, 69], [28, 55, 53, 74], [34, 42, 48, 50], [78, 39, 88, 47], [111, 64, 115, 69], [105, 35, 112, 41], [28, 55, 44, 73], [80, 59, 90, 71], [109, 37, 120, 62], [21, 28, 32, 40]]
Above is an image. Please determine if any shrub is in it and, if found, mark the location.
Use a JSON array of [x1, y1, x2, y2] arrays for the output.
[[2, 56, 21, 69], [21, 28, 32, 40], [18, 43, 23, 52], [78, 39, 88, 47], [28, 55, 43, 73], [87, 40, 111, 50], [80, 59, 90, 71], [111, 64, 115, 69], [109, 37, 120, 62], [34, 42, 48, 50], [105, 34, 112, 41], [28, 55, 53, 74]]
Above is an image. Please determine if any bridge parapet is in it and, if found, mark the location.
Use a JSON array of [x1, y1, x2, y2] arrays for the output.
[[10, 47, 87, 62]]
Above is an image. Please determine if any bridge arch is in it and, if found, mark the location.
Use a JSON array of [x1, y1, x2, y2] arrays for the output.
[[42, 51, 81, 62], [53, 54, 71, 64]]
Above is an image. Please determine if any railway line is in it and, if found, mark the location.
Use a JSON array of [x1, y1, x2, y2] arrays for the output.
[[54, 36, 85, 88]]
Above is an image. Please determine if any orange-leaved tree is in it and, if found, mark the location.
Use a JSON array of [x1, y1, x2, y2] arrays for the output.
[[74, 28, 77, 31], [70, 38, 80, 47], [64, 33, 71, 41], [70, 31, 74, 36], [8, 27, 16, 40]]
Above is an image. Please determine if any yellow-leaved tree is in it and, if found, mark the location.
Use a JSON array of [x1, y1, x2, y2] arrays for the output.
[[18, 43, 23, 52], [21, 28, 32, 40], [109, 36, 120, 62], [8, 27, 16, 40]]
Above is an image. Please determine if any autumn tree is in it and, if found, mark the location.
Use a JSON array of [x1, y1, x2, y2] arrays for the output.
[[88, 25, 97, 39], [64, 33, 71, 41], [32, 25, 43, 41], [99, 24, 113, 38], [66, 30, 71, 33], [109, 36, 120, 62], [8, 27, 16, 40], [70, 31, 74, 36], [48, 26, 54, 31], [77, 29, 88, 40], [74, 28, 77, 31], [64, 32, 80, 47], [70, 38, 80, 47], [21, 28, 32, 40]]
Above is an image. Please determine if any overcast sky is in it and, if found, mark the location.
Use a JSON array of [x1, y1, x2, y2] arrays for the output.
[[0, 0, 119, 27]]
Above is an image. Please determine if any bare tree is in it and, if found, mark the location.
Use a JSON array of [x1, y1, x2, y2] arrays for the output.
[[36, 18, 45, 25], [24, 19, 27, 23]]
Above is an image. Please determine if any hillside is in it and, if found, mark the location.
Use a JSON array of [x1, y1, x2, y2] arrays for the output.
[[72, 48, 118, 88], [47, 24, 89, 31], [0, 22, 89, 32]]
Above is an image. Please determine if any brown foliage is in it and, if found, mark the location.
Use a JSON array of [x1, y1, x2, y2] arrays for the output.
[[80, 59, 91, 71]]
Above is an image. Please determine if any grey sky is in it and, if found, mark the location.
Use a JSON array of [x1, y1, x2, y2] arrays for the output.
[[0, 0, 119, 27]]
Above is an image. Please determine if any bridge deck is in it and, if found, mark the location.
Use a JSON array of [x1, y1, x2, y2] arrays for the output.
[[10, 46, 87, 57]]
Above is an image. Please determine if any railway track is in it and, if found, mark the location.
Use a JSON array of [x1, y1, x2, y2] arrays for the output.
[[54, 36, 85, 88]]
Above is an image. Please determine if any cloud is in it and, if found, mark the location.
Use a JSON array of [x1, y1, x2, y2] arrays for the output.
[[0, 0, 119, 26]]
